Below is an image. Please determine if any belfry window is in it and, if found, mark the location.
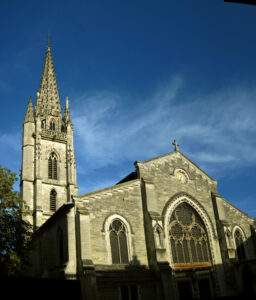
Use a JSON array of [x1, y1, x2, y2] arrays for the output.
[[50, 189, 57, 211], [109, 219, 129, 264], [48, 152, 58, 180], [168, 202, 211, 265], [41, 119, 46, 129], [50, 120, 56, 131], [234, 229, 246, 260]]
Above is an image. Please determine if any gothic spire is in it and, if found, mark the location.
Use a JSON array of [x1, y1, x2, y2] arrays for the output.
[[36, 44, 61, 117], [24, 97, 34, 123]]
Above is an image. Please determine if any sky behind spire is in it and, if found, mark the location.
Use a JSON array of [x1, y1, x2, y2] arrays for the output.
[[0, 0, 255, 216]]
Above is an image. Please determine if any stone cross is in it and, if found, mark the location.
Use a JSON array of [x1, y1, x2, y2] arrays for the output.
[[172, 139, 180, 152]]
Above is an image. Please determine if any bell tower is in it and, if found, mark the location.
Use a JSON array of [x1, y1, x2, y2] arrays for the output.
[[21, 44, 77, 229]]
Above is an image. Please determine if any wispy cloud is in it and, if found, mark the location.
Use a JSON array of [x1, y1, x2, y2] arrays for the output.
[[72, 77, 256, 188]]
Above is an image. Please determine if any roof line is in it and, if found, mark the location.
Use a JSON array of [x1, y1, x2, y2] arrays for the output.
[[77, 179, 140, 199], [142, 150, 216, 181], [214, 192, 254, 220]]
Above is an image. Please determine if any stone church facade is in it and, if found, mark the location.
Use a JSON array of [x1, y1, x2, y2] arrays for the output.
[[22, 46, 256, 299]]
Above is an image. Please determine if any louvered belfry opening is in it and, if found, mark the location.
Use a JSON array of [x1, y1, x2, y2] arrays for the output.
[[50, 120, 56, 131], [169, 202, 211, 268], [50, 189, 57, 211], [109, 219, 129, 264], [48, 152, 58, 180], [234, 229, 246, 260]]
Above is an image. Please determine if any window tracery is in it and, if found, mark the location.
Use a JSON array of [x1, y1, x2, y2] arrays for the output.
[[109, 219, 129, 264], [168, 202, 211, 265]]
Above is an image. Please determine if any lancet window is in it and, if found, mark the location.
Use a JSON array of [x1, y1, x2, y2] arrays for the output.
[[50, 189, 57, 211], [168, 202, 211, 265], [109, 219, 129, 264], [50, 120, 56, 131], [48, 152, 58, 180], [234, 229, 246, 260], [41, 119, 46, 129]]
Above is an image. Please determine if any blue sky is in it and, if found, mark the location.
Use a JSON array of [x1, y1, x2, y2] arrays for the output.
[[0, 0, 255, 216]]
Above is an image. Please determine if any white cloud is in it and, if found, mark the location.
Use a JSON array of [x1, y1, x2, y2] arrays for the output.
[[72, 78, 256, 182]]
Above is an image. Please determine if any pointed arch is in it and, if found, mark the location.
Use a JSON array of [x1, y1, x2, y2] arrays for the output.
[[50, 189, 57, 211], [48, 152, 58, 180], [154, 224, 164, 249], [233, 226, 246, 260], [49, 119, 56, 131], [104, 214, 132, 264], [41, 119, 46, 129], [164, 194, 215, 268]]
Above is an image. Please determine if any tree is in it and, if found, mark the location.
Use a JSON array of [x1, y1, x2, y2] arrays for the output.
[[0, 166, 31, 277]]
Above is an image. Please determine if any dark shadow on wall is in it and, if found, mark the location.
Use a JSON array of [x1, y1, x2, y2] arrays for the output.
[[24, 204, 72, 279]]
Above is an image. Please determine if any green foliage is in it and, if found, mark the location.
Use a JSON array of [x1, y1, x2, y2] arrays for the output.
[[0, 166, 31, 277]]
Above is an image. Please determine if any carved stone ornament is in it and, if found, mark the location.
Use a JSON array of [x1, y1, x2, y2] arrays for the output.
[[175, 169, 189, 184]]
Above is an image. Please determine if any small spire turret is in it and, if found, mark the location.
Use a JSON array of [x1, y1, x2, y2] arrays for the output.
[[65, 96, 69, 111], [24, 97, 34, 123], [64, 96, 72, 124]]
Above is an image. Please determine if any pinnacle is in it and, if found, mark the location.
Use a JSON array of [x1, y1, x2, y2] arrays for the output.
[[24, 97, 34, 123]]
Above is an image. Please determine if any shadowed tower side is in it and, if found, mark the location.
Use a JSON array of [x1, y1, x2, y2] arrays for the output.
[[21, 44, 77, 229]]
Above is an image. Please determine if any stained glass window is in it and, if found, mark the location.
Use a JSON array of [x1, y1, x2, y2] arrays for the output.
[[109, 219, 129, 264], [168, 202, 211, 265]]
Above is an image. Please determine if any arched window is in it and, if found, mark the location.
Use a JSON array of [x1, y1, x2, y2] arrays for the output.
[[41, 119, 46, 129], [50, 189, 57, 211], [50, 120, 56, 131], [109, 219, 129, 264], [48, 152, 58, 179], [234, 229, 246, 260], [168, 202, 211, 266]]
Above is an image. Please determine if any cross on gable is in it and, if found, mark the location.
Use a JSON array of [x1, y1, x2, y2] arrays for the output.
[[172, 139, 180, 152]]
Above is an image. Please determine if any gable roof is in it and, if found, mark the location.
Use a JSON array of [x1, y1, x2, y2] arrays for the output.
[[141, 150, 216, 182]]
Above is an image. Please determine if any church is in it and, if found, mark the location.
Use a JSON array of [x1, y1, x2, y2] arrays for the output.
[[21, 45, 256, 300]]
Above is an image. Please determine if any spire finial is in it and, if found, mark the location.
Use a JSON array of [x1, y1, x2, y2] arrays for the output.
[[47, 34, 51, 51], [172, 139, 180, 152], [66, 96, 69, 111]]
